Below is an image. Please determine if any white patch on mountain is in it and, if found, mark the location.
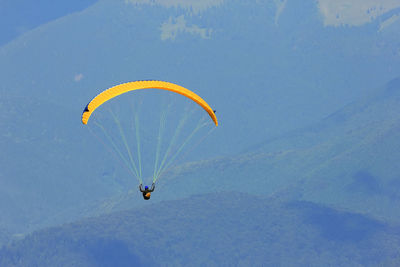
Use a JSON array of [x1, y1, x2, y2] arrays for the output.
[[125, 0, 224, 13], [160, 15, 212, 41], [317, 0, 400, 26]]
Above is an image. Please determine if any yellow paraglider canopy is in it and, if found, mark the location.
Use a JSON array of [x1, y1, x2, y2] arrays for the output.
[[82, 80, 218, 126]]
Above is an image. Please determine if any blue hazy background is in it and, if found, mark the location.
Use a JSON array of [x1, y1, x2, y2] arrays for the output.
[[1, 0, 400, 265]]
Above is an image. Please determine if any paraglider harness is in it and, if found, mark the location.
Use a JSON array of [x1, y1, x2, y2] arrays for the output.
[[139, 183, 155, 200]]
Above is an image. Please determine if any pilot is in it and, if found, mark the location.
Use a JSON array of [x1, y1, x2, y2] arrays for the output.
[[139, 183, 155, 200]]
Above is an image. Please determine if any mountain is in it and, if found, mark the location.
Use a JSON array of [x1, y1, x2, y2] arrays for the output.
[[1, 192, 399, 266], [292, 77, 400, 223], [249, 76, 400, 223], [1, 0, 400, 239]]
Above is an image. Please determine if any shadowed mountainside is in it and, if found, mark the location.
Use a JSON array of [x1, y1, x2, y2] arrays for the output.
[[1, 192, 399, 266]]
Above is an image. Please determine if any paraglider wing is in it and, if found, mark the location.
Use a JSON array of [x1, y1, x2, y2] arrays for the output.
[[82, 80, 218, 126]]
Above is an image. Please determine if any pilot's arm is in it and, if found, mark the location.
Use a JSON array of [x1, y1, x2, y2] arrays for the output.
[[149, 183, 155, 192], [139, 184, 144, 192]]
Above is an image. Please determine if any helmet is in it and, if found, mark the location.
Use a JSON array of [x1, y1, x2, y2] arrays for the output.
[[145, 186, 149, 190]]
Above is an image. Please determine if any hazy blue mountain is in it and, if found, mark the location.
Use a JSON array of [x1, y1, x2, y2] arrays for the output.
[[1, 0, 400, 243], [0, 0, 98, 46], [294, 77, 400, 223], [1, 192, 399, 266], [248, 76, 400, 223]]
